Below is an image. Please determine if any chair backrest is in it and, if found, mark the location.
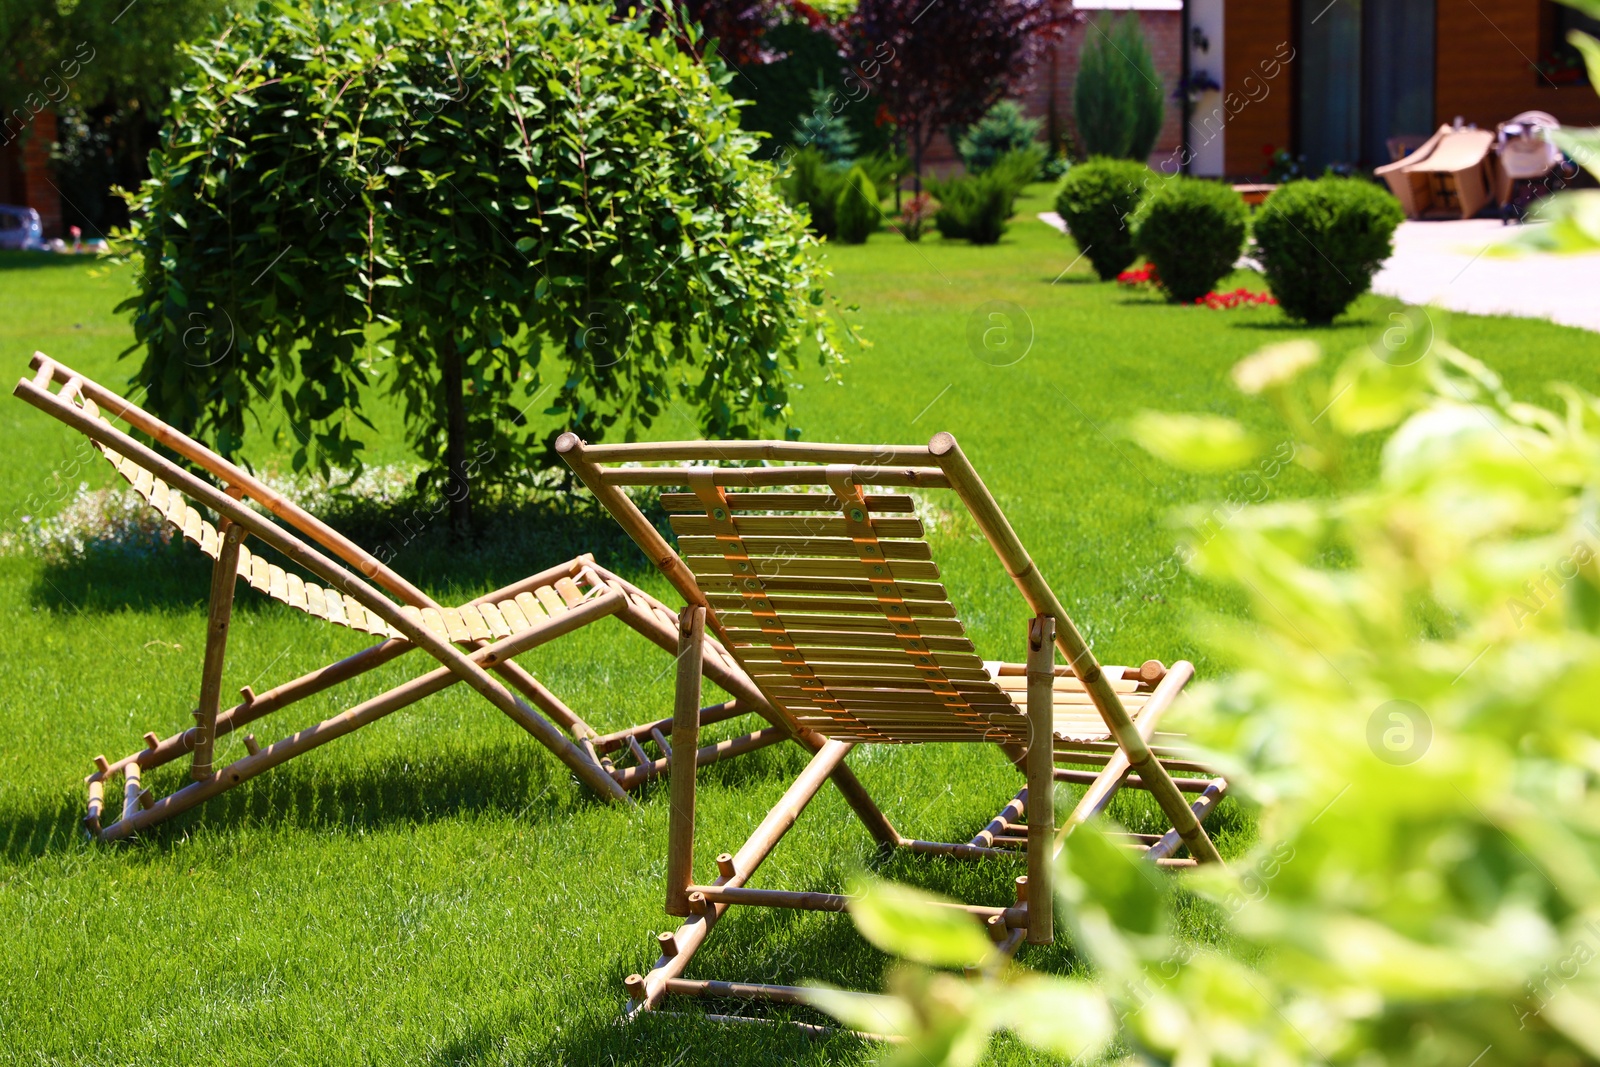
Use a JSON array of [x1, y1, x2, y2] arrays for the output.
[[22, 353, 437, 610], [557, 434, 1137, 749]]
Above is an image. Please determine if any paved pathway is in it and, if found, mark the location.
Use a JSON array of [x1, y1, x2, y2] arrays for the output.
[[1037, 211, 1600, 333], [1369, 219, 1599, 333]]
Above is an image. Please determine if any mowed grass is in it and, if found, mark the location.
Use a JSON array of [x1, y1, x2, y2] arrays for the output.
[[3, 186, 1598, 1065]]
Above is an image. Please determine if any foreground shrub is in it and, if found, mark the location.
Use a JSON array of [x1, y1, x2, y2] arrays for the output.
[[120, 0, 851, 530], [957, 99, 1042, 173], [1254, 177, 1404, 324], [1134, 176, 1248, 303], [834, 165, 880, 244], [1075, 13, 1164, 160], [821, 335, 1600, 1066], [1052, 158, 1150, 278]]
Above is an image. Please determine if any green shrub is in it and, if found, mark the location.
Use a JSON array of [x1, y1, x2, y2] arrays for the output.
[[781, 146, 846, 238], [1253, 177, 1405, 324], [1052, 158, 1151, 279], [834, 165, 880, 244], [984, 146, 1046, 214], [780, 147, 905, 239], [928, 150, 1037, 246], [1075, 14, 1165, 160], [929, 176, 1009, 244], [957, 99, 1042, 173], [1133, 177, 1248, 303], [118, 0, 851, 528]]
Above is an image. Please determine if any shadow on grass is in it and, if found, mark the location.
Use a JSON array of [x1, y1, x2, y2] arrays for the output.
[[0, 251, 104, 273], [26, 492, 674, 615], [0, 738, 582, 863], [1229, 316, 1378, 332]]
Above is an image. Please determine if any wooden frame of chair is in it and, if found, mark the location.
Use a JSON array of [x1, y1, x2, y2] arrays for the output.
[[14, 354, 819, 840], [557, 431, 1228, 1023]]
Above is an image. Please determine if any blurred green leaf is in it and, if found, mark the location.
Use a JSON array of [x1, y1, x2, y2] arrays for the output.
[[846, 879, 994, 968], [1128, 411, 1264, 472]]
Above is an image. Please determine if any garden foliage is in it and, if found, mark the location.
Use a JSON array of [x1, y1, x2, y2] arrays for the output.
[[1052, 157, 1151, 278], [928, 148, 1040, 245], [1133, 177, 1248, 303], [957, 99, 1042, 173], [817, 332, 1600, 1066], [118, 0, 850, 526], [1253, 177, 1404, 324], [834, 165, 881, 244], [839, 0, 1069, 185], [780, 147, 903, 239], [1074, 13, 1165, 161]]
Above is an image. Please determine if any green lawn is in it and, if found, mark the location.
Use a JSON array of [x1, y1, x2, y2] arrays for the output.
[[3, 185, 1597, 1065]]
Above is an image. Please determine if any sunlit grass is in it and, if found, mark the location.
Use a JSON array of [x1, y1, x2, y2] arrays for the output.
[[1, 191, 1596, 1065]]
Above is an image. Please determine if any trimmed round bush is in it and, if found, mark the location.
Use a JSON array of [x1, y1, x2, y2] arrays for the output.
[[835, 165, 881, 244], [1133, 177, 1249, 304], [1053, 158, 1151, 279], [1254, 177, 1405, 324]]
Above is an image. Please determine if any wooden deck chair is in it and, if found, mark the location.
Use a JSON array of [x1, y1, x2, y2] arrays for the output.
[[13, 354, 810, 841], [558, 432, 1228, 1021]]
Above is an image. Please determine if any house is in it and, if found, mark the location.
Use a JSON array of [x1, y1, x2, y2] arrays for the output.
[[1185, 0, 1600, 177], [1011, 0, 1600, 179], [1, 109, 62, 239]]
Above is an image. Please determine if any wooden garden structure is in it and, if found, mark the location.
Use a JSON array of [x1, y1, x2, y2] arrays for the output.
[[558, 431, 1228, 1022], [13, 354, 813, 840]]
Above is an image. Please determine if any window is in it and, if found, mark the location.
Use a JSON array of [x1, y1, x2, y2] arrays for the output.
[[1540, 0, 1600, 86]]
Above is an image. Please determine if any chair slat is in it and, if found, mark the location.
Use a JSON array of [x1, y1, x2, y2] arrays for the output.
[[707, 593, 957, 618], [678, 535, 933, 561], [716, 612, 965, 637], [498, 598, 531, 633], [659, 492, 917, 514], [535, 585, 567, 616], [479, 601, 513, 639], [697, 574, 948, 600], [686, 555, 940, 583], [671, 515, 924, 539]]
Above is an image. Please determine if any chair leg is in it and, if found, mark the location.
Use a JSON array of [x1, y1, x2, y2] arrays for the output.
[[666, 605, 705, 917], [1025, 615, 1055, 945], [192, 521, 245, 780]]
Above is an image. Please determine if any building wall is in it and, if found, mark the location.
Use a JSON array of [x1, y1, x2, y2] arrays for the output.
[[1015, 5, 1186, 166], [1436, 0, 1600, 129], [0, 109, 62, 238], [1222, 1, 1294, 177], [1217, 0, 1600, 179]]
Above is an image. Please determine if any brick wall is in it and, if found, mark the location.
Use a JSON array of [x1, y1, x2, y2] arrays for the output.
[[21, 109, 62, 238], [1436, 0, 1600, 130], [921, 2, 1185, 171]]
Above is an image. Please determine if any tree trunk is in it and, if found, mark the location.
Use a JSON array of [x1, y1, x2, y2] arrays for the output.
[[442, 341, 472, 535]]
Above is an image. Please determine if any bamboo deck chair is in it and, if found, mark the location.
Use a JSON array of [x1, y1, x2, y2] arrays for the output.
[[13, 355, 804, 841], [558, 432, 1228, 1020]]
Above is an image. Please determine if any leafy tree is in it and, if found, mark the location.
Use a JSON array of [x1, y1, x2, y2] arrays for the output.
[[816, 333, 1600, 1066], [611, 0, 792, 66], [1074, 13, 1165, 161], [0, 0, 230, 118], [119, 0, 851, 533], [837, 0, 1071, 190]]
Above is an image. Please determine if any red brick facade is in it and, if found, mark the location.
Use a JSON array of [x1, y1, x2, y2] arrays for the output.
[[1, 108, 62, 239], [920, 3, 1186, 172], [1019, 9, 1185, 165]]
